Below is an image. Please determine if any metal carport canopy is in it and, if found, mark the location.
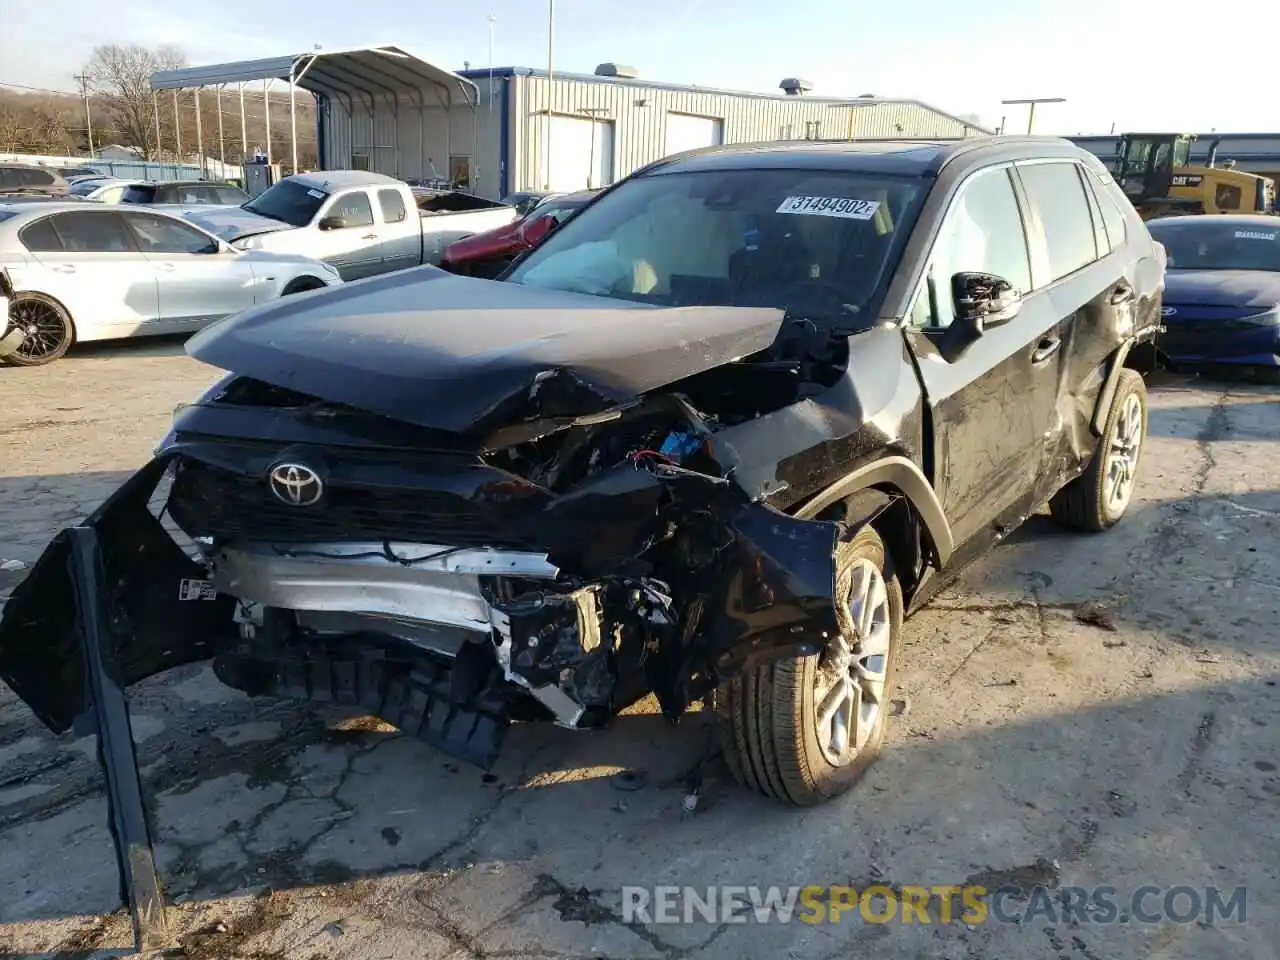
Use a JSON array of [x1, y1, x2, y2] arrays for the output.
[[150, 45, 480, 174], [149, 44, 477, 105]]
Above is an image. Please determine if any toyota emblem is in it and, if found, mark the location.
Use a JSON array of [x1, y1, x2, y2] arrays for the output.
[[268, 463, 324, 506], [1161, 306, 1176, 317]]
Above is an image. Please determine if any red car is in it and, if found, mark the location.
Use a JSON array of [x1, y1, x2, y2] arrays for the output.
[[442, 190, 597, 278]]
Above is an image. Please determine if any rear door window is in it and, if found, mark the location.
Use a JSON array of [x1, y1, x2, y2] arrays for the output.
[[1016, 161, 1101, 283], [1096, 181, 1129, 249], [46, 211, 136, 252], [377, 189, 407, 223], [19, 217, 64, 252], [0, 168, 21, 190]]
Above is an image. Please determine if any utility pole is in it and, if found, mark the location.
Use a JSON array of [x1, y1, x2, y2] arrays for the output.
[[1001, 97, 1066, 135], [73, 73, 94, 156]]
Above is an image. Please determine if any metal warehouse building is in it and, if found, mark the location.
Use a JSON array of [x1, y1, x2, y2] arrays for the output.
[[152, 46, 988, 200]]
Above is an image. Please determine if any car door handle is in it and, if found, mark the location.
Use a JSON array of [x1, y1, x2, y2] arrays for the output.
[[156, 263, 175, 272], [51, 264, 76, 274], [361, 233, 378, 240], [1032, 336, 1062, 364], [1108, 286, 1135, 305]]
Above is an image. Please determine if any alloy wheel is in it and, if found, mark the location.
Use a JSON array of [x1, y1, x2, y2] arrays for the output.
[[814, 558, 892, 767], [1105, 392, 1144, 514], [7, 299, 70, 364]]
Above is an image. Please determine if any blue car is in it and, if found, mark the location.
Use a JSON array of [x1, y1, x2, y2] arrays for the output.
[[1147, 215, 1280, 372]]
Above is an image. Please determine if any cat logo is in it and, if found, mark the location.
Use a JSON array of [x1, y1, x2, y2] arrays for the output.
[[1171, 175, 1203, 187]]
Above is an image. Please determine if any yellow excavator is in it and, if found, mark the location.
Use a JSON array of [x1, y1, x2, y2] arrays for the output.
[[1113, 133, 1277, 219]]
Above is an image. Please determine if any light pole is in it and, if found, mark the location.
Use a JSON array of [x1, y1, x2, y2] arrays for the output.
[[544, 0, 555, 189], [488, 14, 497, 112], [1001, 97, 1065, 135]]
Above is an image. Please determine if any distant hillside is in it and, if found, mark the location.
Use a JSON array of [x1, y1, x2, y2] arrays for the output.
[[0, 86, 317, 167]]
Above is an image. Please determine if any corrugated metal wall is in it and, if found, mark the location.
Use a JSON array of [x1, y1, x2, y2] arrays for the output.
[[505, 75, 982, 194], [315, 74, 984, 200], [320, 93, 499, 187]]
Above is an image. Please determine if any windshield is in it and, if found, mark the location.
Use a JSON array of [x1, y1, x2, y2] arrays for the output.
[[242, 180, 328, 226], [1149, 220, 1280, 272], [505, 169, 923, 320]]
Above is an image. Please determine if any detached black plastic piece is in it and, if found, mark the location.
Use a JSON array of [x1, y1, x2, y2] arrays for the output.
[[68, 526, 171, 953]]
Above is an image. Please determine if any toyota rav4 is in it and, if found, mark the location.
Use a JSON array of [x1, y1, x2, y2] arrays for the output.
[[0, 137, 1163, 814]]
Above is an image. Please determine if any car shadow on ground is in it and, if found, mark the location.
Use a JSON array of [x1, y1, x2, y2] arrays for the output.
[[62, 333, 193, 362]]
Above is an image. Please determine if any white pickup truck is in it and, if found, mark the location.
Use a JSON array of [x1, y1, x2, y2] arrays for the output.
[[180, 171, 518, 281]]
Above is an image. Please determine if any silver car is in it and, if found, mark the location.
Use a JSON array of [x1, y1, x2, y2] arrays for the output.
[[0, 202, 342, 366]]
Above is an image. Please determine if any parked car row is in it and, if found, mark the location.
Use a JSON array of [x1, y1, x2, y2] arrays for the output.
[[0, 201, 341, 365]]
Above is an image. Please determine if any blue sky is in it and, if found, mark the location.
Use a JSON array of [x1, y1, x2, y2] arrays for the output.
[[5, 0, 1273, 134]]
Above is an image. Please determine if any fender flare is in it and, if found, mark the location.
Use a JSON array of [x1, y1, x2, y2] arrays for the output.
[[792, 455, 955, 567], [1091, 339, 1135, 437]]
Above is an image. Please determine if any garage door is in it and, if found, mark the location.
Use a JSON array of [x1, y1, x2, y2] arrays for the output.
[[547, 116, 615, 192], [665, 113, 724, 156]]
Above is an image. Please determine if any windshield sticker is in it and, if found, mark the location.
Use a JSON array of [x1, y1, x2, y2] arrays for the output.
[[306, 189, 325, 199], [1234, 230, 1277, 241], [776, 196, 881, 220]]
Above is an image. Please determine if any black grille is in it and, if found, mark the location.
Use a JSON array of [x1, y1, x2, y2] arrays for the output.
[[168, 460, 528, 548]]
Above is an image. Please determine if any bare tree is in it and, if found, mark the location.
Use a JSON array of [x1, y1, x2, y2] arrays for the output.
[[81, 43, 186, 159]]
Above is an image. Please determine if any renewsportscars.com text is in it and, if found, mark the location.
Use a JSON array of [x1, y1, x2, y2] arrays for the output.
[[621, 884, 1247, 926]]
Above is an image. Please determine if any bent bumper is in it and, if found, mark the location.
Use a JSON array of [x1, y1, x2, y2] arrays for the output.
[[0, 454, 845, 746]]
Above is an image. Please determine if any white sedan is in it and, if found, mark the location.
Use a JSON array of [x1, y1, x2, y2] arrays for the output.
[[0, 201, 342, 366]]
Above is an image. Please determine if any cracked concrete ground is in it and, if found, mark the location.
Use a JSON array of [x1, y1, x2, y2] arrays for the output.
[[1, 338, 1278, 959]]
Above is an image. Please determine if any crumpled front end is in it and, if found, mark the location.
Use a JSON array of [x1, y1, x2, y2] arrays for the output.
[[0, 379, 846, 770]]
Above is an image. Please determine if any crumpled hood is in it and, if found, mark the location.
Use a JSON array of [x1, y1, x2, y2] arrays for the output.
[[180, 207, 295, 242], [1164, 269, 1280, 310], [185, 266, 785, 435]]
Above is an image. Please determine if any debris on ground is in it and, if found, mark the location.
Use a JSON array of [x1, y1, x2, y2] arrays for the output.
[[1073, 604, 1118, 631]]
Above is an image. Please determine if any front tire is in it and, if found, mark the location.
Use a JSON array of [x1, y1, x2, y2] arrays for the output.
[[1050, 368, 1148, 531], [3, 293, 73, 366], [717, 525, 905, 805]]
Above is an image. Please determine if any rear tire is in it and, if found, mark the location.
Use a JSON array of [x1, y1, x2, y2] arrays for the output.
[[1050, 369, 1147, 531], [3, 293, 73, 367], [716, 525, 904, 805], [282, 277, 326, 296]]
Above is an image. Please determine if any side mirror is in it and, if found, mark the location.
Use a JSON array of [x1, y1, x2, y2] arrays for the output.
[[317, 215, 347, 231], [952, 271, 1021, 333], [518, 214, 557, 247]]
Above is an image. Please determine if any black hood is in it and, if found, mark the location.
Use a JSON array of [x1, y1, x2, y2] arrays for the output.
[[187, 267, 786, 435]]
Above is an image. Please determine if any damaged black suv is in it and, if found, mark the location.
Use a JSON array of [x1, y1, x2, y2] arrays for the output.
[[0, 137, 1163, 808]]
